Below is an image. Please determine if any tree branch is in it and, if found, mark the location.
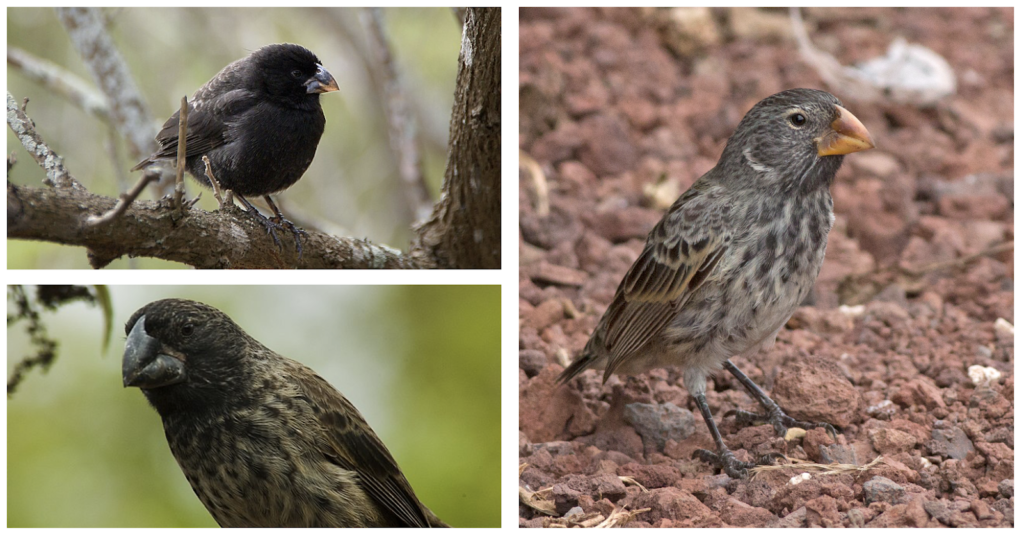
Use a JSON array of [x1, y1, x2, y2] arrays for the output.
[[413, 7, 502, 269], [6, 92, 82, 190], [7, 47, 111, 123], [7, 183, 431, 269], [363, 8, 433, 224], [55, 7, 154, 159]]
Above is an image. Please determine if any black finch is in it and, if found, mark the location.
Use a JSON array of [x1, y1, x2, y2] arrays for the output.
[[559, 89, 875, 478], [122, 299, 447, 527], [132, 44, 339, 250]]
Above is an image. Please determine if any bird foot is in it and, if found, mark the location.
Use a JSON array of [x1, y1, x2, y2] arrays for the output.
[[693, 449, 786, 479], [233, 197, 306, 259], [240, 206, 288, 251], [270, 214, 308, 259], [727, 408, 838, 441]]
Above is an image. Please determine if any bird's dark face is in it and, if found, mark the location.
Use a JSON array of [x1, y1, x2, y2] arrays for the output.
[[123, 299, 255, 416], [251, 43, 340, 108], [724, 88, 874, 189]]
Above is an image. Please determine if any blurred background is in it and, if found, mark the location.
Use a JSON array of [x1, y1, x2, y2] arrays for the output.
[[7, 285, 500, 527], [7, 7, 462, 268]]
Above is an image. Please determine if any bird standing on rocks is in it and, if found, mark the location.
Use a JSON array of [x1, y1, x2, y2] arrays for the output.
[[123, 299, 447, 527], [558, 88, 875, 478], [132, 43, 339, 255]]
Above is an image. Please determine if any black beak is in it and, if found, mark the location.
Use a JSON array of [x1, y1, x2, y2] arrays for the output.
[[123, 315, 186, 389], [306, 65, 340, 94]]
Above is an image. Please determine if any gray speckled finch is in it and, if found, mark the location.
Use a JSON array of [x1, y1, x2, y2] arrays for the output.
[[558, 88, 874, 478], [123, 299, 447, 527]]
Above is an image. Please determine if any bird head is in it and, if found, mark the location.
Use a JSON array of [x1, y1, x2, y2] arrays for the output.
[[722, 88, 874, 192], [251, 43, 339, 108], [123, 299, 256, 416]]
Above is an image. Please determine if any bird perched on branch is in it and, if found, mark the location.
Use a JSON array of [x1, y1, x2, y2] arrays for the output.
[[558, 88, 874, 478], [122, 298, 447, 527], [132, 43, 339, 255]]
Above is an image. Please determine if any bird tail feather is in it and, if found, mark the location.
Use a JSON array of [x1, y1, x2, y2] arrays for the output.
[[556, 351, 598, 385]]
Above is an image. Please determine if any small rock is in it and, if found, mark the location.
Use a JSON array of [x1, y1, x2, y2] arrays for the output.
[[993, 318, 1013, 337], [869, 428, 917, 455], [552, 483, 582, 515], [997, 479, 1013, 498], [926, 427, 975, 460], [520, 350, 549, 377], [623, 402, 696, 453], [970, 499, 993, 520], [968, 365, 1001, 386], [863, 476, 907, 505], [789, 473, 811, 486]]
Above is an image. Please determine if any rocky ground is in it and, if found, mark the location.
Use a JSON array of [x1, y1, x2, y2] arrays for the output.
[[518, 7, 1013, 528]]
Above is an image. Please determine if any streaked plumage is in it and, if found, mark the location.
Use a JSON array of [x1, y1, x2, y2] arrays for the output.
[[559, 89, 874, 477], [122, 299, 446, 527]]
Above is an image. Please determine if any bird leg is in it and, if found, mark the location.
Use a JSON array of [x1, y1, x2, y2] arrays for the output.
[[691, 392, 784, 479], [723, 359, 838, 440], [234, 194, 287, 252], [262, 195, 307, 259]]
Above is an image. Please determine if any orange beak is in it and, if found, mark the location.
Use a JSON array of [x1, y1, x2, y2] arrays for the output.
[[816, 105, 875, 156]]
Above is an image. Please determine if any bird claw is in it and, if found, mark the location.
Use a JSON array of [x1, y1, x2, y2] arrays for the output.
[[234, 197, 306, 259], [270, 215, 308, 260], [730, 409, 838, 441], [240, 206, 286, 250], [692, 448, 755, 479]]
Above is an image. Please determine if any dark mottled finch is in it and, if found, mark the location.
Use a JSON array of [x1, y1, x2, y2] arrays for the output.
[[559, 89, 875, 478], [122, 299, 447, 527], [132, 43, 339, 253]]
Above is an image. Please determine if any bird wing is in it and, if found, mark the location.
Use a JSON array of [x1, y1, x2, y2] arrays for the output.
[[599, 189, 726, 381], [131, 86, 258, 170], [297, 367, 432, 528]]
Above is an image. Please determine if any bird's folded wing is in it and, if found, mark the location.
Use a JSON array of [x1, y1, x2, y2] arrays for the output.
[[303, 373, 431, 528], [601, 224, 725, 380], [144, 88, 258, 164]]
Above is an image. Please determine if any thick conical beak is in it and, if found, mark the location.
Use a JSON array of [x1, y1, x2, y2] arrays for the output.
[[817, 105, 875, 156], [306, 65, 340, 94], [123, 315, 186, 389]]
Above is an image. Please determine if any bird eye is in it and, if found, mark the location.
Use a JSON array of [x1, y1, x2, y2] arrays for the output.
[[291, 70, 303, 79], [789, 113, 807, 127], [181, 324, 194, 337]]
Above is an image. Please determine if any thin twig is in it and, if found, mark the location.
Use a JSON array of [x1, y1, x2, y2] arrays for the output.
[[903, 241, 1014, 276], [6, 92, 81, 190], [7, 47, 110, 122], [749, 455, 885, 477], [202, 155, 232, 207], [85, 171, 160, 227], [363, 7, 433, 224], [173, 96, 188, 212]]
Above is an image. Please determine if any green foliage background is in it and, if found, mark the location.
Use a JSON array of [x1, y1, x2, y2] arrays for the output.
[[7, 7, 460, 268], [7, 285, 500, 527]]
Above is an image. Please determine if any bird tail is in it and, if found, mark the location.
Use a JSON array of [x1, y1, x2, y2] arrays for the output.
[[556, 350, 599, 385], [130, 158, 153, 172]]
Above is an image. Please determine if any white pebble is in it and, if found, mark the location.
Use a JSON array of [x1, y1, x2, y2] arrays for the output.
[[994, 318, 1013, 337], [967, 365, 1001, 386], [839, 305, 866, 318], [789, 472, 812, 485]]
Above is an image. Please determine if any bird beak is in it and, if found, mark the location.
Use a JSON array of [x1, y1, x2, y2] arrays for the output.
[[123, 315, 186, 389], [816, 105, 875, 156], [306, 65, 340, 94]]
